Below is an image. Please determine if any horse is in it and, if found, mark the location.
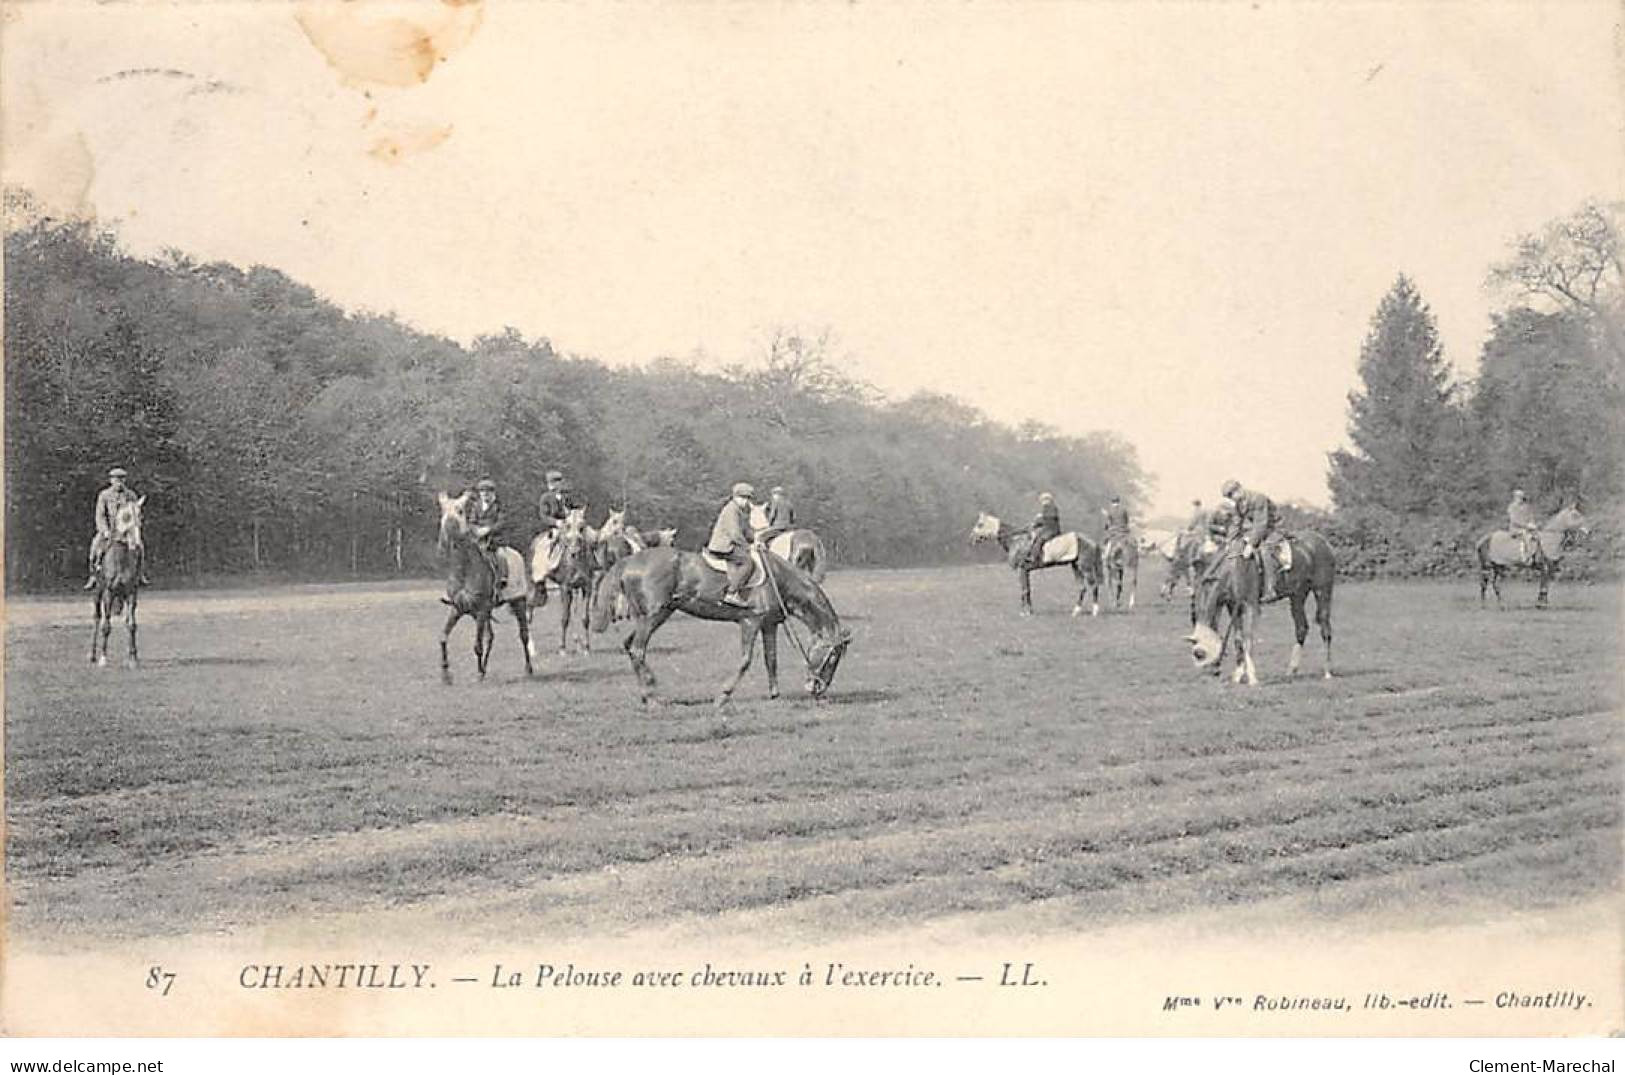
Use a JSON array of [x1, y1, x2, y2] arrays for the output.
[[969, 512, 1101, 617], [1159, 529, 1212, 625], [595, 509, 677, 571], [1475, 503, 1590, 609], [437, 491, 535, 684], [529, 507, 597, 654], [1187, 530, 1336, 683], [1100, 532, 1139, 610], [590, 545, 852, 710], [749, 502, 828, 582], [90, 496, 145, 667]]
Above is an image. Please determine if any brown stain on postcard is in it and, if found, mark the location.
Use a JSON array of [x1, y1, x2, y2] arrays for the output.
[[295, 1, 483, 89], [369, 123, 453, 163]]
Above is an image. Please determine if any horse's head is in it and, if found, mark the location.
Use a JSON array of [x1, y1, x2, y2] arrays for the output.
[[970, 512, 1000, 545], [804, 626, 853, 698], [1185, 622, 1225, 668], [113, 496, 145, 547], [436, 491, 471, 554], [653, 527, 677, 547], [598, 509, 627, 544], [1547, 504, 1590, 539]]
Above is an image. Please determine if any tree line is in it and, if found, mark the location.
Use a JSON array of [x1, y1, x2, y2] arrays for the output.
[[3, 193, 1144, 589], [1322, 201, 1623, 577]]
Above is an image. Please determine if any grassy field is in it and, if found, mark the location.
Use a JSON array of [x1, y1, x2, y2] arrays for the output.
[[5, 565, 1620, 945]]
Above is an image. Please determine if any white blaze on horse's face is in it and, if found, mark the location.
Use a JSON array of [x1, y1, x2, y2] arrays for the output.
[[1187, 623, 1223, 667], [600, 510, 625, 540], [970, 512, 999, 544], [115, 497, 145, 545]]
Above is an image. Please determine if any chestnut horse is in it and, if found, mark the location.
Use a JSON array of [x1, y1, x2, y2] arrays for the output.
[[970, 512, 1101, 617], [590, 546, 851, 709]]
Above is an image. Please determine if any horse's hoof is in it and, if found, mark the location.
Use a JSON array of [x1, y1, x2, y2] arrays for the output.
[[768, 690, 780, 700], [1090, 605, 1100, 617], [97, 656, 108, 668], [1070, 605, 1082, 618], [1019, 609, 1032, 618]]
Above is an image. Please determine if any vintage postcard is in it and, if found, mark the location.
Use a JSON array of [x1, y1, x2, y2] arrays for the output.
[[3, 0, 1620, 1040]]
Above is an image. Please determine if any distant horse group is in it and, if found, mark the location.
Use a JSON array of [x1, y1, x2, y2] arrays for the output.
[[432, 494, 844, 702]]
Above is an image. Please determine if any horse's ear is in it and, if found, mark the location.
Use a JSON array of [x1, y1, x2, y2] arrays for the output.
[[135, 495, 146, 508], [437, 492, 451, 509]]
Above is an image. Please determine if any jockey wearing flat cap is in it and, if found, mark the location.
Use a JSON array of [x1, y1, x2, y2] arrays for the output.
[[1100, 494, 1131, 546], [537, 470, 583, 533], [707, 482, 758, 604], [467, 478, 515, 584], [1220, 478, 1284, 601], [1027, 492, 1061, 570], [84, 467, 149, 589], [1507, 488, 1540, 561], [758, 485, 797, 546]]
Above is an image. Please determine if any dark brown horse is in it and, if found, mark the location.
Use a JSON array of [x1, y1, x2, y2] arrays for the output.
[[529, 508, 597, 654], [590, 546, 851, 709], [970, 511, 1101, 617], [1187, 530, 1336, 683], [90, 496, 145, 667], [438, 491, 535, 684], [1476, 503, 1588, 609]]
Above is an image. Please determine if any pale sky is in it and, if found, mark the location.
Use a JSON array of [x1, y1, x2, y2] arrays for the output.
[[5, 2, 1621, 516]]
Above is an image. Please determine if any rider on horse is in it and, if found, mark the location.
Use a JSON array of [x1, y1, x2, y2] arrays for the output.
[[758, 485, 797, 546], [1507, 488, 1540, 562], [1028, 492, 1061, 570], [468, 478, 515, 586], [1100, 494, 1131, 547], [538, 469, 584, 532], [84, 467, 149, 589], [1221, 478, 1285, 602], [709, 482, 758, 605]]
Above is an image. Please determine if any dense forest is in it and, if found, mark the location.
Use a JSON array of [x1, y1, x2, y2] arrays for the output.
[[6, 192, 1620, 588], [3, 194, 1143, 588]]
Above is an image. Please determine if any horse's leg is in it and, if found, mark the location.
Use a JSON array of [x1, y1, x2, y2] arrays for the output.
[[558, 589, 572, 655], [125, 590, 139, 668], [1242, 604, 1259, 685], [99, 597, 113, 668], [628, 607, 674, 706], [91, 592, 104, 665], [514, 599, 535, 677], [579, 585, 592, 653], [475, 614, 492, 679], [717, 618, 761, 709], [440, 607, 462, 685], [1070, 562, 1086, 618], [1537, 564, 1551, 609], [1315, 586, 1334, 679], [1019, 567, 1033, 616], [1128, 558, 1137, 610], [761, 622, 780, 699], [1287, 593, 1309, 678]]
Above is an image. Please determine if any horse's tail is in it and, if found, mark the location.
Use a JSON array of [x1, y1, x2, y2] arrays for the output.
[[590, 560, 627, 633], [1474, 531, 1492, 569]]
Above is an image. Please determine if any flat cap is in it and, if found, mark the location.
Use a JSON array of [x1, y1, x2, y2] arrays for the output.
[[732, 482, 755, 498]]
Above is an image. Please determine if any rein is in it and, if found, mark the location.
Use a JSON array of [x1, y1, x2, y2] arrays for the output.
[[761, 550, 813, 667]]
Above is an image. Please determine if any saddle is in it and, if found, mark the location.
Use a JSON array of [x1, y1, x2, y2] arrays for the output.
[[1487, 531, 1541, 566], [530, 531, 568, 583], [767, 532, 798, 561], [1036, 532, 1079, 565], [493, 547, 529, 602], [701, 546, 769, 592]]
